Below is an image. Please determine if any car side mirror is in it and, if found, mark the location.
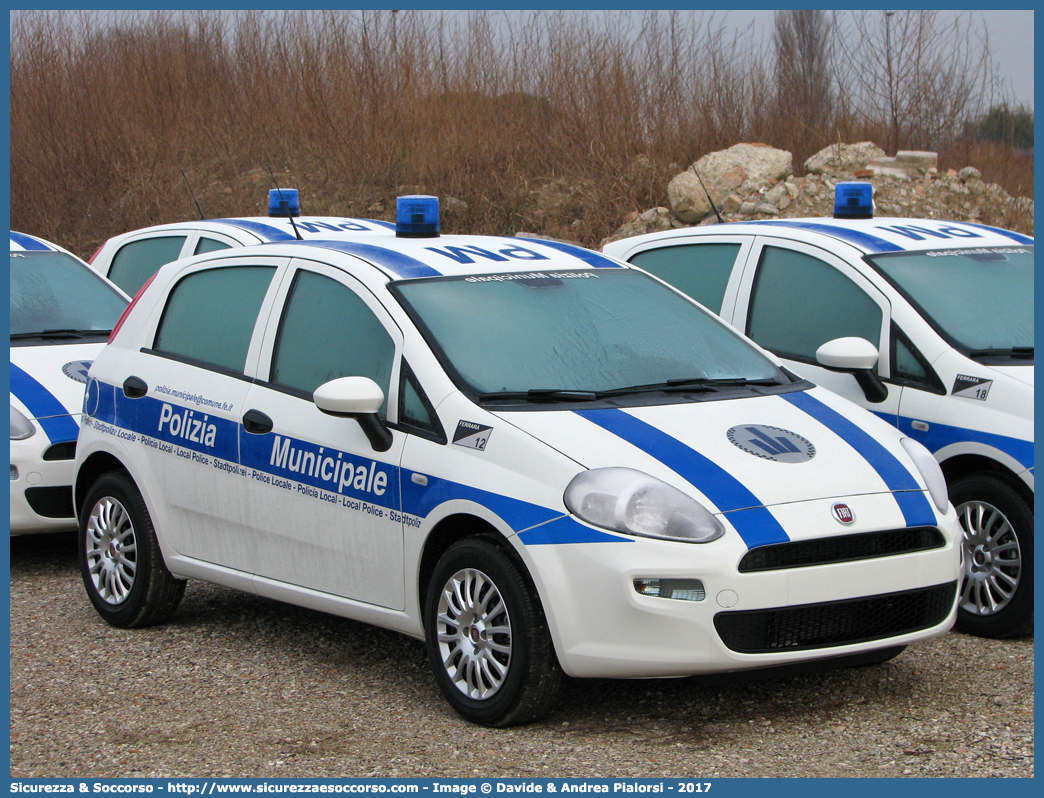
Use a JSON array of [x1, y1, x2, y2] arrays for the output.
[[815, 337, 889, 404], [313, 377, 393, 452]]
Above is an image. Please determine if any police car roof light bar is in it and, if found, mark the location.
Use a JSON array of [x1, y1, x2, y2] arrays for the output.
[[396, 195, 440, 238], [268, 187, 301, 218], [266, 169, 303, 241], [833, 182, 874, 220]]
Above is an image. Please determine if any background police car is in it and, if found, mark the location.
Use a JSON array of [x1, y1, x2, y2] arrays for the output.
[[10, 232, 129, 534], [87, 188, 395, 296], [73, 197, 962, 726], [603, 191, 1033, 638]]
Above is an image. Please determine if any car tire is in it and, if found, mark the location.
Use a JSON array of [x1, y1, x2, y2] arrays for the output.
[[950, 473, 1033, 639], [424, 536, 564, 727], [78, 471, 186, 628]]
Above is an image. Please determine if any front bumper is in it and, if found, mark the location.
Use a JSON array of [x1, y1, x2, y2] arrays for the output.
[[10, 435, 77, 535], [517, 495, 963, 679]]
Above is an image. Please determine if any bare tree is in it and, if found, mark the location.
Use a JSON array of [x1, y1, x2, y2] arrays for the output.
[[771, 9, 836, 161], [836, 10, 1000, 153]]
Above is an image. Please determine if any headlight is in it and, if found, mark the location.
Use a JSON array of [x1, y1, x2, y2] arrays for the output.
[[564, 467, 724, 543], [11, 406, 35, 440], [900, 437, 949, 514]]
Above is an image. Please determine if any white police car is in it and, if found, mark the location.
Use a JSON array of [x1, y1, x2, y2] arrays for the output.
[[88, 188, 394, 296], [10, 232, 129, 534], [603, 183, 1033, 638], [74, 196, 962, 726]]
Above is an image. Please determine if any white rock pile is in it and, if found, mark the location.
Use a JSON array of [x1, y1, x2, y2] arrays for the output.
[[601, 142, 1034, 247]]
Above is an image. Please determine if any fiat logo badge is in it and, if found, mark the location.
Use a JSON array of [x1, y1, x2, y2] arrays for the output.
[[831, 503, 855, 525]]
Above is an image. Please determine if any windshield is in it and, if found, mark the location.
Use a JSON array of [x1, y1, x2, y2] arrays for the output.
[[394, 269, 784, 397], [10, 251, 128, 337], [868, 246, 1033, 353]]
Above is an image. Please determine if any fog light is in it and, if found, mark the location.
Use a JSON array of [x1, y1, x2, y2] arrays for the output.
[[10, 464, 18, 481], [634, 578, 706, 601]]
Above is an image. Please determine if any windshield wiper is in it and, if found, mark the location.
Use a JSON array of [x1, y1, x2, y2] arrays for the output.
[[10, 328, 112, 340], [477, 389, 600, 404], [597, 377, 782, 397], [668, 377, 783, 389], [967, 347, 1034, 360], [476, 377, 784, 404]]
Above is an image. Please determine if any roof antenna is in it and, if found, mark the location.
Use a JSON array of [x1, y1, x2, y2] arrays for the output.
[[267, 167, 303, 241], [180, 169, 206, 221], [690, 163, 725, 224]]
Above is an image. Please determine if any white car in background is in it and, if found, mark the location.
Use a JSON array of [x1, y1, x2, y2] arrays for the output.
[[10, 232, 129, 534], [87, 188, 395, 296], [603, 183, 1033, 638]]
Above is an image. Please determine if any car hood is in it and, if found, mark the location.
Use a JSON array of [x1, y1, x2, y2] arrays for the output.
[[10, 342, 107, 439], [492, 387, 933, 516]]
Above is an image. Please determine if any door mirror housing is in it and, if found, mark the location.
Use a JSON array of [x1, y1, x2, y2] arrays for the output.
[[815, 337, 889, 404], [314, 376, 385, 415], [815, 337, 880, 371], [314, 377, 392, 451]]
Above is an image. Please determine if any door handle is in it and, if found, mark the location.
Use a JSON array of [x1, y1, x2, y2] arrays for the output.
[[242, 409, 273, 435], [123, 376, 148, 398]]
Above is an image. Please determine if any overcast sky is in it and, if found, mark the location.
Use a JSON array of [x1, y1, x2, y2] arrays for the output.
[[494, 8, 1035, 109], [431, 8, 1035, 109], [719, 9, 1034, 108], [954, 10, 1033, 107], [310, 7, 1029, 110]]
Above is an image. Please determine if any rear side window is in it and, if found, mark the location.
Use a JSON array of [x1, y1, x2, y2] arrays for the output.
[[108, 236, 186, 296], [194, 237, 233, 256], [154, 266, 276, 373], [270, 270, 395, 416], [628, 242, 740, 314], [747, 246, 883, 364]]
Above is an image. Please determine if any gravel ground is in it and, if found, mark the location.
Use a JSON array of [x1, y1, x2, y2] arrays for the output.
[[9, 531, 1034, 779]]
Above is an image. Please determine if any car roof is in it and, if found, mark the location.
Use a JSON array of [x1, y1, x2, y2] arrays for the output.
[[10, 231, 79, 255], [105, 215, 397, 245], [189, 233, 625, 282], [606, 217, 1033, 256]]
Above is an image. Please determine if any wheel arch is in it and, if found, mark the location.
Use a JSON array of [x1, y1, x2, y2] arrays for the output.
[[75, 451, 129, 520], [940, 453, 1034, 508], [417, 513, 521, 625]]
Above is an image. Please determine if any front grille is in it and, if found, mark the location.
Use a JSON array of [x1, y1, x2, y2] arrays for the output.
[[714, 582, 956, 653], [25, 486, 75, 519], [738, 527, 945, 572], [43, 441, 77, 461]]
